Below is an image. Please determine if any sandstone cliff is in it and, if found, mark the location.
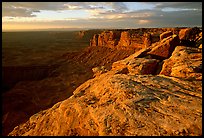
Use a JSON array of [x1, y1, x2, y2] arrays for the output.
[[90, 28, 185, 49], [7, 27, 202, 136]]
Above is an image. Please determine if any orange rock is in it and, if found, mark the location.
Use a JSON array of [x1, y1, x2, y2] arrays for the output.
[[118, 31, 131, 47], [179, 27, 201, 41], [90, 34, 98, 46], [160, 46, 202, 80], [160, 31, 173, 40], [9, 72, 202, 136], [143, 33, 152, 48], [199, 44, 202, 49], [147, 35, 180, 59]]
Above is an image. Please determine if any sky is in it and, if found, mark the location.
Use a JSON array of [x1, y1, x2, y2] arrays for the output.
[[2, 2, 202, 31]]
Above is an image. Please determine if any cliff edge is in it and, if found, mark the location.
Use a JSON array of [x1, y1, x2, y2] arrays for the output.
[[8, 27, 202, 136]]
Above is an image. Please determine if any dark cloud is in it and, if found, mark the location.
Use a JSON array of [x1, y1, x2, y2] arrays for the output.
[[2, 2, 202, 29], [2, 2, 128, 17], [153, 2, 202, 10]]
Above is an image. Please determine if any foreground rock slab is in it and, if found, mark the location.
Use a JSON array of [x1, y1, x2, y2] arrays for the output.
[[9, 72, 202, 136], [160, 46, 202, 80]]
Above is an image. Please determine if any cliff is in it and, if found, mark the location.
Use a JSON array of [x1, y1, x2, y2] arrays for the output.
[[9, 44, 202, 136], [4, 27, 202, 136], [90, 28, 184, 49]]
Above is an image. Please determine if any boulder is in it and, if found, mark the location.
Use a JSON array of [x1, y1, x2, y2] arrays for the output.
[[112, 58, 159, 75], [9, 73, 202, 136], [147, 35, 180, 59], [92, 66, 108, 77], [179, 27, 201, 41], [160, 46, 202, 80], [160, 31, 173, 40]]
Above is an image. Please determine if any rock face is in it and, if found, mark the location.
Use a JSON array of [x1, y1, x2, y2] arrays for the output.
[[160, 31, 173, 40], [92, 66, 108, 77], [90, 28, 185, 50], [118, 31, 131, 47], [179, 27, 201, 41], [90, 34, 98, 46], [111, 53, 159, 75], [147, 35, 180, 59], [9, 72, 202, 136], [2, 45, 137, 136], [179, 27, 202, 47], [90, 31, 121, 48], [160, 46, 202, 80], [5, 27, 202, 136], [143, 33, 152, 48]]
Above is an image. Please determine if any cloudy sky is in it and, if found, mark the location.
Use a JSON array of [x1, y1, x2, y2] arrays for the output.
[[2, 2, 202, 31]]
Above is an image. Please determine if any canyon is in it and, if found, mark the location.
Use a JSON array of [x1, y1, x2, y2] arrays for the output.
[[2, 27, 202, 136]]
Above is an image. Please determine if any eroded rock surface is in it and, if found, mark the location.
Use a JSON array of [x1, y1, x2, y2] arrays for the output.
[[9, 72, 202, 136], [4, 27, 202, 136], [111, 55, 159, 75], [147, 35, 180, 59], [160, 46, 202, 80], [160, 31, 173, 40]]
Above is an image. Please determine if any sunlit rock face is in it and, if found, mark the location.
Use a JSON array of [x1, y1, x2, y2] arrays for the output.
[[160, 46, 202, 80], [160, 31, 173, 40], [9, 31, 202, 136], [4, 27, 202, 136], [179, 27, 202, 47], [9, 72, 202, 136], [147, 35, 180, 59]]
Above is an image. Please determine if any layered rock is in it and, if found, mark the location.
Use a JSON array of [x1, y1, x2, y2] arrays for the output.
[[160, 46, 202, 80], [90, 31, 121, 48], [90, 28, 185, 50], [92, 66, 108, 77], [111, 48, 159, 75], [9, 72, 202, 136], [179, 27, 201, 41], [8, 28, 202, 135], [118, 31, 131, 47], [143, 33, 152, 48], [90, 34, 98, 46], [4, 27, 202, 136], [179, 27, 202, 47], [160, 31, 173, 40], [147, 34, 180, 59]]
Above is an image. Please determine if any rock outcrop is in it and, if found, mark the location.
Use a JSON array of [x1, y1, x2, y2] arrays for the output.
[[4, 27, 202, 136], [9, 72, 202, 136], [160, 31, 173, 40], [90, 28, 186, 50], [179, 27, 202, 47], [111, 48, 159, 75], [90, 31, 121, 48], [147, 34, 180, 59], [160, 46, 202, 80]]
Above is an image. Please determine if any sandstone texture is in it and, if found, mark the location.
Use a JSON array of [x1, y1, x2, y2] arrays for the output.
[[160, 31, 173, 40], [111, 51, 159, 75], [160, 46, 202, 80], [179, 27, 202, 47], [90, 28, 184, 49], [4, 27, 202, 136], [147, 34, 180, 59], [9, 72, 202, 136]]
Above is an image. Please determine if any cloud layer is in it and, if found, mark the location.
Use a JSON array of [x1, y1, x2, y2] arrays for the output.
[[2, 2, 202, 30]]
